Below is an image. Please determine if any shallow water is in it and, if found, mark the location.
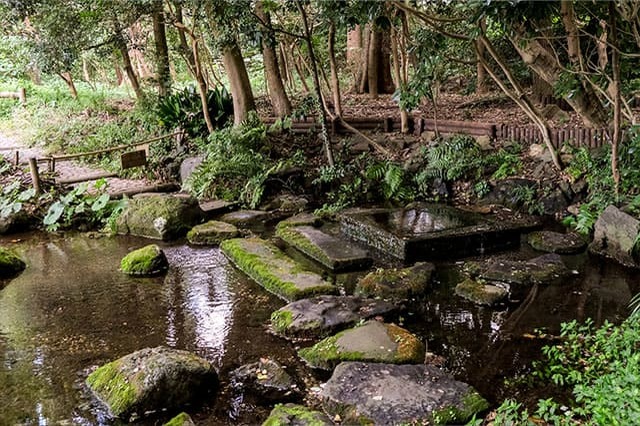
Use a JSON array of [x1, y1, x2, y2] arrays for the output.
[[0, 232, 638, 424]]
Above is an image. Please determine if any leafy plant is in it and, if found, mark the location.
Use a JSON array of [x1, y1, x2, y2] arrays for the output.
[[423, 135, 483, 182], [0, 180, 36, 218], [157, 85, 233, 137], [510, 185, 544, 215]]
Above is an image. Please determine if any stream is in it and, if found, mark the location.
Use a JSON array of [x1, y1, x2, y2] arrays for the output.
[[0, 231, 637, 424]]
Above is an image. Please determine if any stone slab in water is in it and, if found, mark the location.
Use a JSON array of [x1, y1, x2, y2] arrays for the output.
[[298, 320, 425, 370], [276, 225, 371, 272], [455, 278, 508, 306], [528, 231, 586, 254], [464, 253, 572, 286], [199, 199, 236, 217], [231, 358, 301, 402], [321, 362, 488, 425], [187, 220, 239, 246], [262, 404, 333, 426], [276, 213, 322, 229], [340, 204, 540, 262], [220, 210, 273, 228], [86, 346, 218, 421], [355, 262, 434, 301], [220, 238, 337, 302], [589, 205, 640, 268], [270, 295, 397, 340]]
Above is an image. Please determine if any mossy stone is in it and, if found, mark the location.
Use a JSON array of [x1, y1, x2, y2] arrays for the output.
[[455, 278, 508, 306], [186, 220, 239, 246], [164, 412, 195, 426], [262, 404, 333, 426], [528, 231, 586, 254], [120, 244, 169, 276], [355, 262, 435, 301], [0, 246, 26, 278], [275, 213, 322, 230]]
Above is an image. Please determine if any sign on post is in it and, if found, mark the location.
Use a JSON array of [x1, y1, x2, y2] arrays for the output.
[[121, 149, 147, 169]]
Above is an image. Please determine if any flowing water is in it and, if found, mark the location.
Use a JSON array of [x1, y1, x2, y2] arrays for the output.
[[0, 232, 637, 425]]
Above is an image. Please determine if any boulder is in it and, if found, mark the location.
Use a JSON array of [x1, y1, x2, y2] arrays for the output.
[[0, 246, 26, 279], [186, 220, 239, 246], [164, 412, 195, 426], [528, 231, 586, 254], [589, 205, 640, 268], [114, 194, 204, 241], [455, 278, 509, 306], [120, 244, 169, 276], [0, 211, 31, 235], [270, 295, 397, 340], [464, 253, 571, 286], [230, 358, 301, 402], [86, 346, 218, 421], [479, 178, 537, 210], [220, 238, 336, 302], [179, 155, 204, 184], [276, 225, 372, 272], [355, 263, 435, 301], [321, 362, 488, 425], [262, 404, 333, 426], [298, 321, 425, 370]]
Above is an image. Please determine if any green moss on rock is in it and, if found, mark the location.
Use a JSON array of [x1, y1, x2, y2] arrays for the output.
[[0, 247, 26, 278], [164, 412, 195, 426], [220, 238, 336, 302], [431, 391, 489, 424], [120, 244, 169, 276], [86, 360, 137, 418], [187, 220, 239, 246], [262, 403, 333, 426], [270, 309, 294, 334], [355, 263, 434, 301], [455, 278, 508, 306], [276, 226, 329, 266]]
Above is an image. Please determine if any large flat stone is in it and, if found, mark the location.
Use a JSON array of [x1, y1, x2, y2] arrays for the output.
[[276, 226, 371, 271], [321, 362, 488, 425], [340, 204, 540, 262], [220, 210, 273, 228], [464, 253, 572, 286], [220, 238, 337, 302], [528, 231, 586, 254], [455, 278, 508, 306], [589, 205, 640, 268], [355, 262, 434, 302], [270, 295, 397, 340], [298, 321, 424, 370]]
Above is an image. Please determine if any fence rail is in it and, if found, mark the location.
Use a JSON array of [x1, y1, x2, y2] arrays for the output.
[[0, 88, 26, 105]]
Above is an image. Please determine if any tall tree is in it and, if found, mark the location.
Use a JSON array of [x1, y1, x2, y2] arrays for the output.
[[152, 0, 171, 97]]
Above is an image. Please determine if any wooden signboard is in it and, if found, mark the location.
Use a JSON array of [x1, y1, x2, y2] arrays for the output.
[[121, 149, 147, 169]]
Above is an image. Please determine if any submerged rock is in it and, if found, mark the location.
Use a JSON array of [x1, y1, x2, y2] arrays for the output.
[[220, 238, 336, 302], [0, 246, 26, 279], [464, 253, 571, 285], [86, 346, 218, 421], [276, 225, 371, 272], [298, 321, 425, 370], [262, 404, 333, 426], [164, 412, 195, 426], [186, 220, 238, 246], [115, 194, 204, 241], [270, 295, 397, 340], [231, 358, 301, 402], [275, 213, 322, 230], [355, 262, 435, 301], [528, 231, 586, 254], [455, 278, 508, 306], [589, 205, 640, 268], [120, 244, 168, 276], [321, 362, 487, 425]]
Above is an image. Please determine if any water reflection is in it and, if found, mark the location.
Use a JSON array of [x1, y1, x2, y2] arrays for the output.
[[373, 206, 477, 236]]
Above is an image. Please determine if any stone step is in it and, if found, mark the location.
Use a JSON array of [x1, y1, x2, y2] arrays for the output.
[[220, 238, 336, 302], [276, 225, 372, 272]]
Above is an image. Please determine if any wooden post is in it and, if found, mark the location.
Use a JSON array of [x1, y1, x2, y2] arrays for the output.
[[28, 157, 41, 195], [18, 88, 26, 105], [14, 150, 19, 166]]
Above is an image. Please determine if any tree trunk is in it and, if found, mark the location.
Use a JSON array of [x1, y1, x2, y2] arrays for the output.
[[174, 3, 197, 79], [391, 26, 409, 133], [359, 24, 371, 93], [222, 42, 256, 126], [256, 0, 291, 117], [59, 72, 78, 99], [115, 28, 143, 100], [291, 44, 310, 93], [113, 55, 124, 86], [328, 22, 343, 117], [347, 25, 363, 92], [367, 26, 380, 98], [476, 17, 488, 94], [192, 37, 214, 134], [378, 28, 394, 93], [152, 0, 171, 97], [609, 2, 621, 199]]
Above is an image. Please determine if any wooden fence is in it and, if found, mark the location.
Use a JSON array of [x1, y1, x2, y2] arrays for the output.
[[0, 88, 26, 105], [265, 115, 612, 148]]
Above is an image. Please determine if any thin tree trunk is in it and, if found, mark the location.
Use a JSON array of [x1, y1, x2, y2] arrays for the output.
[[152, 0, 171, 97], [113, 55, 124, 86], [174, 3, 197, 79], [222, 41, 256, 126], [59, 72, 78, 99], [114, 22, 143, 100], [256, 0, 291, 117], [476, 17, 488, 94], [193, 37, 214, 134], [391, 26, 408, 133], [279, 44, 293, 91], [295, 0, 334, 166], [347, 25, 363, 92], [291, 44, 310, 92], [609, 2, 621, 199], [328, 21, 343, 117], [359, 24, 371, 93], [367, 26, 380, 98]]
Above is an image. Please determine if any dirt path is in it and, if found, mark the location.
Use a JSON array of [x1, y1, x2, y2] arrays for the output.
[[0, 132, 155, 195]]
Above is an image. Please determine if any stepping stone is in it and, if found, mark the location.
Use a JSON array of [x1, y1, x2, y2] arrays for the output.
[[276, 226, 371, 271], [262, 404, 333, 426], [298, 321, 425, 370], [187, 220, 239, 246], [321, 362, 488, 425], [199, 199, 236, 217], [220, 210, 272, 228], [528, 231, 586, 254], [455, 278, 509, 306], [355, 262, 434, 301], [86, 346, 218, 421], [231, 358, 301, 402], [220, 238, 336, 302], [464, 253, 571, 286], [275, 213, 322, 230], [270, 295, 397, 340], [120, 244, 168, 276]]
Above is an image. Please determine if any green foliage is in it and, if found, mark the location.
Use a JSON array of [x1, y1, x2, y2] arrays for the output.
[[485, 144, 523, 180], [423, 135, 483, 181], [510, 185, 544, 215], [156, 85, 233, 137], [0, 179, 36, 219]]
